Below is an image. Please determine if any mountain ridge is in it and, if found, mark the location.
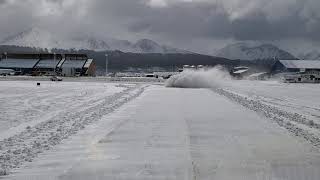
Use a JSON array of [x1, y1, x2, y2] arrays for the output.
[[298, 50, 320, 60], [0, 27, 191, 54], [214, 42, 297, 60]]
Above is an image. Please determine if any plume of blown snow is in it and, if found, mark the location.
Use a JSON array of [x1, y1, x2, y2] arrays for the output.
[[165, 66, 232, 89]]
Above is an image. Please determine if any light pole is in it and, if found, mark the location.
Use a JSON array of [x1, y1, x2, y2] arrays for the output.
[[53, 53, 56, 76], [105, 54, 109, 76], [4, 52, 7, 61]]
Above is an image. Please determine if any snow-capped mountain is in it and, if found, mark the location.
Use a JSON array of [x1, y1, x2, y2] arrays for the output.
[[215, 42, 297, 60], [1, 28, 109, 51], [133, 39, 163, 53], [0, 28, 190, 54], [74, 37, 111, 51], [132, 39, 191, 54], [298, 50, 320, 60], [1, 27, 58, 49]]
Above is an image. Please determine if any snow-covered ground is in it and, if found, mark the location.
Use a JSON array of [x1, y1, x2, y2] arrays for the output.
[[224, 80, 320, 123], [3, 85, 320, 180], [213, 80, 320, 148], [0, 81, 146, 173], [167, 68, 320, 146], [0, 81, 126, 137], [1, 75, 320, 179]]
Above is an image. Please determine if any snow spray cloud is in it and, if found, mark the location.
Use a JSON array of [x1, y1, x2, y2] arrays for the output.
[[165, 65, 232, 89]]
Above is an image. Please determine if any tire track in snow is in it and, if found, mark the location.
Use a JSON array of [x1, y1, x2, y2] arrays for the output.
[[212, 88, 320, 148], [0, 84, 147, 175], [0, 84, 112, 134]]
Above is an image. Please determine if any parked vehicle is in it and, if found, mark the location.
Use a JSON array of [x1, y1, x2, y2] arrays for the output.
[[282, 72, 320, 83], [50, 76, 63, 81]]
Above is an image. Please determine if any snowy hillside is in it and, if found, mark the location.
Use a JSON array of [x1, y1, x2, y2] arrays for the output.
[[1, 28, 110, 51], [299, 50, 320, 60], [1, 27, 57, 49], [132, 39, 191, 54], [215, 42, 297, 60], [133, 39, 164, 53], [0, 28, 189, 54]]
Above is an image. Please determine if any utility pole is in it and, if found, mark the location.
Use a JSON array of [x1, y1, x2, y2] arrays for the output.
[[105, 54, 109, 76]]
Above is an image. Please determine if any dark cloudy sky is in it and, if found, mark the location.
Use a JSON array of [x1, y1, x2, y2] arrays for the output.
[[1, 0, 320, 54]]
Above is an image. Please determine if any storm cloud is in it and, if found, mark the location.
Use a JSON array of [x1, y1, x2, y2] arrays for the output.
[[0, 0, 320, 53]]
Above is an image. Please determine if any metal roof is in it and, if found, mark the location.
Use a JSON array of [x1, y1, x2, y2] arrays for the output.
[[233, 69, 249, 74], [62, 60, 86, 69], [83, 59, 93, 68], [234, 66, 249, 70], [248, 72, 267, 77], [35, 59, 61, 68], [280, 60, 320, 69], [0, 58, 39, 69], [57, 59, 65, 68]]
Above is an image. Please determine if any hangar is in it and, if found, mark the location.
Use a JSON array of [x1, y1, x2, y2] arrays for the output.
[[33, 54, 63, 76], [272, 60, 320, 74], [0, 53, 96, 76], [272, 60, 320, 83], [0, 54, 40, 75]]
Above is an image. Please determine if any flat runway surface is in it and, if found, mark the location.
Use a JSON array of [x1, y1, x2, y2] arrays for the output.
[[5, 86, 320, 180]]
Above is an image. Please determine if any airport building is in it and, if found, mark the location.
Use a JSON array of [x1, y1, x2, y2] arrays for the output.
[[33, 54, 63, 76], [272, 60, 320, 73], [272, 60, 320, 83], [0, 53, 96, 76], [0, 54, 39, 75]]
